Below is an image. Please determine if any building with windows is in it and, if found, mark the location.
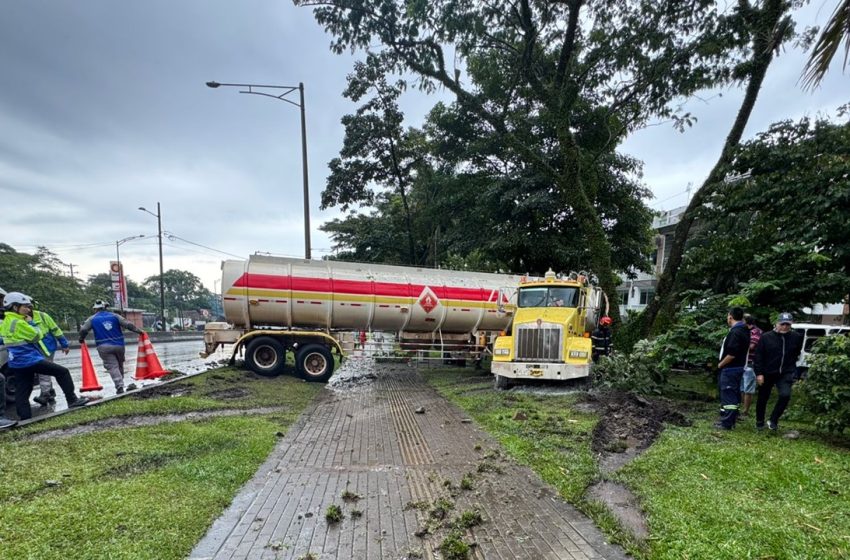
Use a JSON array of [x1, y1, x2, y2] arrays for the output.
[[617, 205, 686, 317]]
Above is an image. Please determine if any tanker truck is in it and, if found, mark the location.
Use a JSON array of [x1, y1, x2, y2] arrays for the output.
[[201, 255, 607, 386]]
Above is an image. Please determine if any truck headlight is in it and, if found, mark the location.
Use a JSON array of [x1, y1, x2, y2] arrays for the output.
[[495, 348, 510, 356], [569, 350, 588, 359]]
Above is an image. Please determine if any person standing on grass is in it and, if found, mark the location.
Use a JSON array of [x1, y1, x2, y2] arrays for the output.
[[0, 292, 89, 420], [78, 299, 143, 394], [715, 307, 750, 430], [740, 314, 763, 418], [591, 316, 613, 363], [753, 312, 803, 432]]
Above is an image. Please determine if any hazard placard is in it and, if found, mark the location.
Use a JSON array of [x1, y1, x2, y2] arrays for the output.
[[418, 287, 439, 313]]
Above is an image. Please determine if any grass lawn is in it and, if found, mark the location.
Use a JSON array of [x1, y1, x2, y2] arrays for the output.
[[424, 367, 850, 560], [0, 368, 322, 560]]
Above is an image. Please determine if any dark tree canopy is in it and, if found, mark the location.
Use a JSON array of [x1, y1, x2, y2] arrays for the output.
[[299, 0, 756, 320]]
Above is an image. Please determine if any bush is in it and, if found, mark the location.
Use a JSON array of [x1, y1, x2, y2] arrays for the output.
[[797, 335, 850, 433], [592, 339, 667, 394]]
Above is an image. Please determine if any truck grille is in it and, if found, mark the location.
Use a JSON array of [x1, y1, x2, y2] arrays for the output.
[[515, 326, 562, 362]]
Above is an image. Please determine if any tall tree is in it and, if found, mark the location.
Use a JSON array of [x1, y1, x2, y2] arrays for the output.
[[638, 0, 795, 337], [297, 0, 751, 321], [324, 55, 426, 264]]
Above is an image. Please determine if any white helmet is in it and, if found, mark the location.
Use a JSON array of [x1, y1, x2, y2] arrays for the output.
[[92, 299, 110, 310], [3, 291, 34, 309]]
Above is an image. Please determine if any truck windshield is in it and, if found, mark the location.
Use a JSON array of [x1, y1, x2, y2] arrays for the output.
[[518, 286, 579, 308]]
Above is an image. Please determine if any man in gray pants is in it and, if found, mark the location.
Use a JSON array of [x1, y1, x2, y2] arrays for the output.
[[78, 300, 144, 393]]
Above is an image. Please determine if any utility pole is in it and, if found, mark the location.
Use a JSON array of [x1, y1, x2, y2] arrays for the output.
[[67, 263, 77, 280]]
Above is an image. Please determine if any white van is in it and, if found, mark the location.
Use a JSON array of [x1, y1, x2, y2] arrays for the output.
[[792, 322, 850, 374]]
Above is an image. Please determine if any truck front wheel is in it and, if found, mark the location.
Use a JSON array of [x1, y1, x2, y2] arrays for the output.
[[245, 337, 287, 377], [296, 344, 334, 383]]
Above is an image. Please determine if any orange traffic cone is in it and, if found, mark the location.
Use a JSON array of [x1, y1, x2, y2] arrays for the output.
[[133, 332, 169, 380], [80, 344, 103, 392]]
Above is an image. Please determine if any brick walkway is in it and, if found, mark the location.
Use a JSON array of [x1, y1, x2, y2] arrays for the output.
[[190, 365, 629, 560]]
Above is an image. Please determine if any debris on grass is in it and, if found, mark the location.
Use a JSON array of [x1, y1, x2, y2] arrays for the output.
[[325, 504, 343, 524], [476, 459, 503, 474]]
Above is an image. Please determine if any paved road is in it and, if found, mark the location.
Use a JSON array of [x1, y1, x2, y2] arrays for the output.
[[191, 361, 628, 560], [9, 339, 231, 419]]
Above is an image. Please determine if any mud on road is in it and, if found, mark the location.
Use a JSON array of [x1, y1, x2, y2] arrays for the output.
[[191, 359, 633, 560]]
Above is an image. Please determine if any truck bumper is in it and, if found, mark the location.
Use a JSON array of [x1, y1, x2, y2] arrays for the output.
[[491, 360, 589, 381]]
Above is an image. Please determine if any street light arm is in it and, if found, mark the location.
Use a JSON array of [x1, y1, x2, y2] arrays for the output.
[[138, 207, 159, 218], [240, 90, 301, 108]]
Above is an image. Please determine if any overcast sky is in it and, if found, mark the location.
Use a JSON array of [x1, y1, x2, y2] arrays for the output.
[[1, 1, 847, 294]]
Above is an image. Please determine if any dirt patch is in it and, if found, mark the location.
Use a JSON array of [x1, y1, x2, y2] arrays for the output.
[[582, 391, 691, 542], [207, 388, 251, 400], [587, 481, 649, 540], [131, 384, 194, 399], [587, 390, 690, 473], [25, 407, 288, 442]]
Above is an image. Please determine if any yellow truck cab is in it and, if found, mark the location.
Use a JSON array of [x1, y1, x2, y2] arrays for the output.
[[490, 269, 605, 388]]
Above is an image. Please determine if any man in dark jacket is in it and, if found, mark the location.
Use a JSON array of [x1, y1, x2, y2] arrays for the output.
[[715, 307, 750, 430], [591, 316, 613, 363], [753, 312, 803, 431]]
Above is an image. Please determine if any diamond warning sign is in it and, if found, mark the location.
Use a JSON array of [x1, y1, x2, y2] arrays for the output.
[[418, 287, 439, 313]]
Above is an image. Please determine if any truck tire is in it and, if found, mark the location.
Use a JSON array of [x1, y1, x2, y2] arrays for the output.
[[245, 337, 288, 377], [296, 344, 334, 383], [495, 375, 512, 390]]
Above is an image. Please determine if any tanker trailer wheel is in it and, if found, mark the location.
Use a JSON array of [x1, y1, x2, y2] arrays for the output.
[[296, 344, 335, 383], [245, 337, 288, 377]]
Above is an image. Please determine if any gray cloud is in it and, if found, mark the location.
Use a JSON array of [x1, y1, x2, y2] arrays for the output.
[[1, 1, 847, 292]]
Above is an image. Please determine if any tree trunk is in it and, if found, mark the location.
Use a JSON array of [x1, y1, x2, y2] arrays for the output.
[[640, 0, 788, 337]]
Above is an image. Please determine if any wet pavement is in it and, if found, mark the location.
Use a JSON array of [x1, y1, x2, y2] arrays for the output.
[[191, 359, 629, 560], [5, 339, 232, 420]]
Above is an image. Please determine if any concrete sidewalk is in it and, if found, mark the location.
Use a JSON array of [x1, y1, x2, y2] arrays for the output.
[[190, 365, 629, 560]]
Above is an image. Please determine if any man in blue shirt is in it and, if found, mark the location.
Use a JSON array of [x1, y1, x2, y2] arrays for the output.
[[78, 300, 144, 393], [715, 307, 751, 430]]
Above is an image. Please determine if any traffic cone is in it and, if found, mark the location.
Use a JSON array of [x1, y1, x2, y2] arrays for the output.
[[79, 344, 103, 392], [133, 332, 169, 380]]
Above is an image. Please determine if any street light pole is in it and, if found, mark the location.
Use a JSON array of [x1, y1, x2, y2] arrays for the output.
[[138, 203, 167, 331], [206, 80, 311, 260], [115, 234, 146, 312]]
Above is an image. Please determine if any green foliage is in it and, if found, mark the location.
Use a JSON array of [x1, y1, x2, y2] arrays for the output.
[[592, 340, 667, 395], [681, 114, 850, 312], [438, 530, 471, 560], [324, 504, 343, 523], [797, 335, 850, 433]]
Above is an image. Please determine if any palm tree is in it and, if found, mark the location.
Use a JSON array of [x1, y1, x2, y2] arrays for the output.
[[802, 0, 850, 88]]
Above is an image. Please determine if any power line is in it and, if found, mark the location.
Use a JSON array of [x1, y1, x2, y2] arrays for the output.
[[164, 233, 243, 259]]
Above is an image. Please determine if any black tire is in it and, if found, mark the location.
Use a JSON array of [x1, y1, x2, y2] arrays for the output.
[[495, 375, 511, 390], [244, 336, 288, 377], [296, 343, 335, 383]]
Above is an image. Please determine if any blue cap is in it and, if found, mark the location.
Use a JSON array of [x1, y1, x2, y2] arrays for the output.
[[778, 312, 793, 324]]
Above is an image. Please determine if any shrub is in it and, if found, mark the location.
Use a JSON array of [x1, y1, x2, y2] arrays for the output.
[[797, 335, 850, 433], [592, 339, 667, 394]]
